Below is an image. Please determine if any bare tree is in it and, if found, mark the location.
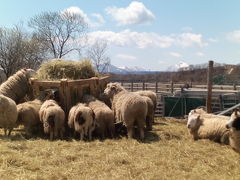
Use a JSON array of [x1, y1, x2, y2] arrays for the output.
[[87, 41, 111, 74], [29, 11, 87, 59], [0, 26, 47, 77]]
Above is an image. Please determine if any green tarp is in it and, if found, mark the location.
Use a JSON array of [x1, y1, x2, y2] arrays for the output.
[[164, 97, 206, 117]]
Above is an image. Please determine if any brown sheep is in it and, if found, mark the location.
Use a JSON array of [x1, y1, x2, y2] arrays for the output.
[[83, 95, 115, 139], [68, 103, 96, 141], [39, 100, 65, 140], [104, 82, 147, 140]]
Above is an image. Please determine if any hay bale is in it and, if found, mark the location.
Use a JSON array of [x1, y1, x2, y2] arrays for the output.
[[35, 59, 96, 80]]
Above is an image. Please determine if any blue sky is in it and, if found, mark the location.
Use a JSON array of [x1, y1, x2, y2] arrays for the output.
[[0, 0, 240, 71]]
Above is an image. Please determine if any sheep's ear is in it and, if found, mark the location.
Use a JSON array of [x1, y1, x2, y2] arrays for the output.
[[197, 115, 200, 120]]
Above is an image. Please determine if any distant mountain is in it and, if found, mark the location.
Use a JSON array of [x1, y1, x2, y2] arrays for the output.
[[167, 61, 190, 72], [101, 64, 152, 74]]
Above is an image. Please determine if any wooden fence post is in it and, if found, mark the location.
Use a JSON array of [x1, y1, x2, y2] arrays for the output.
[[206, 60, 214, 113], [131, 81, 133, 92], [30, 78, 40, 98], [142, 81, 145, 90], [155, 81, 158, 93], [234, 83, 237, 90], [171, 81, 174, 94]]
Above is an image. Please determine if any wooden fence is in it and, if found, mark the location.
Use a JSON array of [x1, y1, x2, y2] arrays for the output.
[[30, 76, 110, 113]]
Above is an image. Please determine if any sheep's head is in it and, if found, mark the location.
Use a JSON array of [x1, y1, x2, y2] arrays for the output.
[[187, 112, 200, 130], [226, 110, 240, 130], [104, 83, 125, 99]]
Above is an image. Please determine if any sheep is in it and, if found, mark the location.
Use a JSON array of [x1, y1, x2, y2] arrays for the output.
[[0, 95, 18, 136], [39, 100, 65, 140], [68, 103, 96, 141], [104, 82, 147, 140], [187, 109, 229, 144], [226, 110, 240, 152], [83, 95, 115, 139], [0, 69, 35, 103], [135, 90, 157, 111], [16, 99, 43, 135]]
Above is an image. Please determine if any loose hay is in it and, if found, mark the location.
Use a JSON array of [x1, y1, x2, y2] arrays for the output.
[[0, 117, 240, 180], [35, 59, 96, 80]]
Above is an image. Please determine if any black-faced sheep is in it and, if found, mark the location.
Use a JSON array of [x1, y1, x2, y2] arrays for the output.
[[17, 99, 43, 135], [83, 95, 115, 139], [0, 94, 17, 136], [104, 82, 147, 140], [187, 109, 229, 144], [226, 110, 240, 152], [68, 103, 96, 141], [0, 69, 35, 103], [39, 100, 65, 140]]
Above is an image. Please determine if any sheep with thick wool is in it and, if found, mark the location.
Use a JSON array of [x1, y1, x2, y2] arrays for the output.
[[68, 103, 96, 141], [0, 95, 17, 136], [0, 69, 35, 103], [39, 100, 65, 140], [135, 90, 157, 111], [83, 95, 115, 139], [187, 109, 229, 144], [17, 99, 43, 135], [104, 82, 147, 140], [226, 110, 240, 152]]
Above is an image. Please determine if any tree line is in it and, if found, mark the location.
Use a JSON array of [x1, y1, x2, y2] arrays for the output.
[[0, 11, 110, 79]]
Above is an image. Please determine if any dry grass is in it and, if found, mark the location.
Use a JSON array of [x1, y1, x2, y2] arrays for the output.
[[0, 117, 240, 180], [35, 59, 96, 80]]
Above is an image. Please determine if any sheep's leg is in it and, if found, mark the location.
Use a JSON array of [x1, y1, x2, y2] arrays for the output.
[[139, 127, 145, 140], [80, 131, 84, 141], [127, 126, 134, 139], [88, 128, 93, 141], [4, 128, 7, 136], [8, 128, 13, 136], [60, 130, 64, 140], [50, 131, 54, 141]]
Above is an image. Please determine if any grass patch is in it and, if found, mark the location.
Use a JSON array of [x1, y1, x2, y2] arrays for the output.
[[0, 117, 239, 180]]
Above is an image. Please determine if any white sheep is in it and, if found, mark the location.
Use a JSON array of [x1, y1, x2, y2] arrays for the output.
[[68, 103, 96, 141], [135, 90, 157, 111], [0, 94, 17, 136], [226, 110, 240, 152], [16, 99, 43, 135], [83, 95, 115, 139], [141, 96, 154, 131], [104, 82, 147, 140], [187, 109, 229, 144], [0, 69, 35, 103], [39, 100, 65, 140]]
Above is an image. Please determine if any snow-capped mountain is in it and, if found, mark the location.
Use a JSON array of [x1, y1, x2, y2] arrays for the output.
[[102, 64, 146, 74], [167, 61, 190, 72]]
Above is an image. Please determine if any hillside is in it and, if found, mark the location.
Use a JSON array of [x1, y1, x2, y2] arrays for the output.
[[110, 64, 240, 84]]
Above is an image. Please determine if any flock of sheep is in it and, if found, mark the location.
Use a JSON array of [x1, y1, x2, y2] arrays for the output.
[[0, 68, 240, 153], [0, 69, 156, 141]]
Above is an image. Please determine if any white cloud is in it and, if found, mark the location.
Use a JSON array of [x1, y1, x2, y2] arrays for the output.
[[226, 30, 240, 43], [87, 30, 174, 48], [62, 7, 105, 27], [87, 30, 207, 49], [105, 1, 155, 26], [175, 33, 208, 47], [169, 52, 182, 57], [208, 38, 218, 43], [116, 54, 136, 60], [196, 52, 204, 56]]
